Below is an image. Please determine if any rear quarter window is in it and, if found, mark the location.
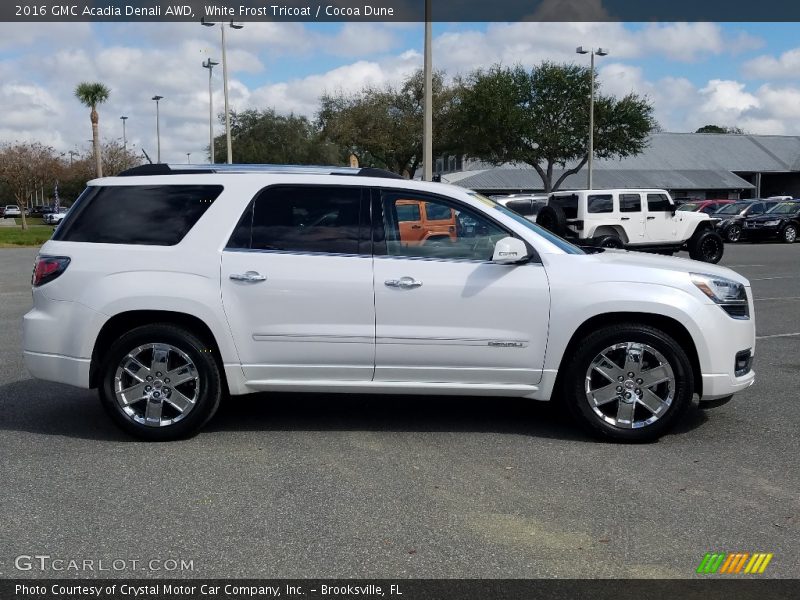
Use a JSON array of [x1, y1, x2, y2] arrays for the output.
[[53, 185, 223, 245]]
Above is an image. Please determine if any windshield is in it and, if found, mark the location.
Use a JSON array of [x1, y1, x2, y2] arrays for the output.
[[766, 202, 800, 215], [677, 203, 699, 212], [468, 192, 585, 255], [715, 202, 751, 215]]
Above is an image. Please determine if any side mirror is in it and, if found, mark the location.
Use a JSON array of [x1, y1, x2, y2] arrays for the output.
[[492, 237, 529, 264], [670, 205, 677, 215]]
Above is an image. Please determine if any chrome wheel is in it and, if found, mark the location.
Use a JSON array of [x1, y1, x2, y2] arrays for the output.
[[585, 342, 675, 429], [784, 226, 796, 243], [114, 343, 200, 427], [726, 225, 741, 242]]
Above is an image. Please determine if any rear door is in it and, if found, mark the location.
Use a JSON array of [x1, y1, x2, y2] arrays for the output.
[[220, 184, 375, 382], [618, 193, 646, 243]]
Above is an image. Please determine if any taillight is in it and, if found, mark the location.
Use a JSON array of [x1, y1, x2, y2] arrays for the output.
[[32, 255, 70, 287]]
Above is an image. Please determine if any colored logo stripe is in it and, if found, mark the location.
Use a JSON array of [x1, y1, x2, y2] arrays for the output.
[[697, 552, 773, 574]]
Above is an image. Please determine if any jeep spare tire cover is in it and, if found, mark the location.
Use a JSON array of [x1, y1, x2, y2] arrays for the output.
[[536, 205, 567, 236]]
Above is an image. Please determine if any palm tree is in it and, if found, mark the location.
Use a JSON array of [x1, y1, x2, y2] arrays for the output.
[[74, 82, 111, 178]]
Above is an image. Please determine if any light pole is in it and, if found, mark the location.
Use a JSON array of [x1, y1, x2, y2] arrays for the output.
[[422, 0, 432, 181], [576, 46, 608, 190], [186, 152, 192, 164], [202, 58, 219, 164], [120, 116, 128, 151], [152, 95, 164, 163], [202, 18, 243, 164]]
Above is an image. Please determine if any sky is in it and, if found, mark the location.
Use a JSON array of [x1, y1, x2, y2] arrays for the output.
[[1, 21, 800, 164]]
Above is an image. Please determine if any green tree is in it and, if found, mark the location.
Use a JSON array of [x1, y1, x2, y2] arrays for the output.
[[212, 109, 340, 165], [696, 124, 745, 134], [318, 70, 460, 176], [74, 82, 111, 178], [0, 142, 60, 230], [453, 63, 657, 192]]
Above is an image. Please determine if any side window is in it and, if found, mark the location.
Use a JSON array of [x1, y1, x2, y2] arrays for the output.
[[396, 203, 420, 222], [587, 194, 613, 214], [700, 204, 717, 214], [424, 202, 454, 221], [53, 185, 223, 245], [227, 185, 363, 254], [750, 203, 765, 215], [619, 194, 642, 213], [381, 192, 507, 261], [506, 200, 534, 216], [647, 193, 673, 212]]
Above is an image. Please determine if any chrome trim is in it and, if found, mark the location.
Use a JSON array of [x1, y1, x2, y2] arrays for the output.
[[223, 248, 370, 259]]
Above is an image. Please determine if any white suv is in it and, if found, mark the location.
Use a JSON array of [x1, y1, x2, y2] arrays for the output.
[[23, 165, 756, 442], [536, 189, 725, 263]]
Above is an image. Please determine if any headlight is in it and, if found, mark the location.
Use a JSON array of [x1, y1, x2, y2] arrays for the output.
[[691, 273, 749, 319], [763, 220, 780, 226]]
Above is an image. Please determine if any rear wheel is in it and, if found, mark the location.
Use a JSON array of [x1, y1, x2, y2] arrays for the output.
[[725, 224, 742, 242], [98, 324, 222, 441], [595, 234, 624, 249], [688, 230, 724, 263], [562, 323, 694, 442], [781, 224, 797, 244]]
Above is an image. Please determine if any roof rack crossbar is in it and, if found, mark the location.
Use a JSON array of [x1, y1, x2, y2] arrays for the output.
[[117, 164, 405, 179]]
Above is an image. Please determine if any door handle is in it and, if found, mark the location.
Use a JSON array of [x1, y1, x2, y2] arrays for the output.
[[620, 217, 630, 221], [411, 224, 422, 229], [385, 276, 423, 289], [229, 271, 266, 282], [647, 216, 656, 220]]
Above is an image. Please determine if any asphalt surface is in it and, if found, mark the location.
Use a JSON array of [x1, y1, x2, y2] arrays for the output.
[[0, 244, 798, 579]]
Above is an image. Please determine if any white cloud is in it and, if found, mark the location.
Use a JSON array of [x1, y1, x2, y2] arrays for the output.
[[743, 48, 800, 79]]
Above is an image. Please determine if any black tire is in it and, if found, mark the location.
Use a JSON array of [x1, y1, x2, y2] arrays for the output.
[[561, 323, 694, 442], [535, 204, 567, 236], [595, 234, 624, 249], [724, 224, 742, 243], [688, 229, 724, 263], [780, 224, 797, 244], [98, 324, 222, 441]]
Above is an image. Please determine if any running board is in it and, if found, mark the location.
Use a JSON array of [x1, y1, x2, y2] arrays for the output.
[[244, 379, 542, 398]]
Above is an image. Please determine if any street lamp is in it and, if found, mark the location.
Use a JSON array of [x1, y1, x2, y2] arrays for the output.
[[186, 152, 192, 164], [120, 116, 128, 151], [576, 46, 608, 189], [422, 0, 432, 181], [202, 18, 243, 164], [202, 58, 220, 164], [152, 95, 164, 163]]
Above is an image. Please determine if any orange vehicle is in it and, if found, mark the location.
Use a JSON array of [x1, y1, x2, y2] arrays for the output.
[[395, 199, 457, 246]]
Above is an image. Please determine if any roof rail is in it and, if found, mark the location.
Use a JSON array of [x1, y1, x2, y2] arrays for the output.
[[117, 163, 405, 179]]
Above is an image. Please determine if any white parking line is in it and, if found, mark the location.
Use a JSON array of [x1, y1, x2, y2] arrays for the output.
[[754, 296, 800, 301], [751, 275, 800, 281], [726, 264, 766, 268], [756, 332, 800, 340]]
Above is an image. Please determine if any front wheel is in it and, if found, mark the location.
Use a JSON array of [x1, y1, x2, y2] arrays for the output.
[[562, 324, 694, 442], [725, 224, 742, 242], [688, 230, 724, 263], [781, 224, 797, 244], [98, 324, 222, 441]]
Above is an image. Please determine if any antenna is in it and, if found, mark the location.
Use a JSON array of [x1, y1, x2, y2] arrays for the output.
[[141, 149, 153, 164]]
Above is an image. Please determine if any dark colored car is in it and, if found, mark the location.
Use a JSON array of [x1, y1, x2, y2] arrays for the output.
[[713, 200, 783, 242], [676, 199, 735, 215], [742, 202, 800, 243]]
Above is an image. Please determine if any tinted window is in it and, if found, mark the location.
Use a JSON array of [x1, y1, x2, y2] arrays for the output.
[[647, 193, 673, 212], [505, 200, 533, 215], [677, 203, 699, 212], [228, 185, 363, 254], [424, 202, 453, 221], [396, 203, 420, 222], [748, 203, 765, 215], [382, 193, 506, 261], [620, 194, 641, 213], [587, 194, 613, 213], [716, 202, 749, 215], [550, 194, 578, 219], [53, 185, 222, 245]]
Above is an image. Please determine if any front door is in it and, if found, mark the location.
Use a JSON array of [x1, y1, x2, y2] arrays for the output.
[[221, 184, 374, 382], [643, 192, 678, 243], [372, 190, 550, 385]]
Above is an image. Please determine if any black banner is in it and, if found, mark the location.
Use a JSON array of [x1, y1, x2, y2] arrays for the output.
[[2, 580, 799, 600], [4, 0, 800, 23]]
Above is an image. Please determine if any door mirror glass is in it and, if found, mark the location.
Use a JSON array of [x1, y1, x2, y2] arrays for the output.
[[492, 237, 529, 264]]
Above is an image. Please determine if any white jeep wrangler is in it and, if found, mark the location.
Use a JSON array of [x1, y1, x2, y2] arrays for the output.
[[536, 189, 725, 263]]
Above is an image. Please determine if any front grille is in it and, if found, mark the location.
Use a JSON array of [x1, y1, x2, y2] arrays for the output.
[[735, 349, 753, 377]]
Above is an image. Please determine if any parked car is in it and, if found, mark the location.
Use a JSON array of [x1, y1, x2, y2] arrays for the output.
[[43, 207, 68, 225], [393, 198, 458, 246], [23, 164, 755, 442], [742, 201, 800, 243], [3, 204, 21, 218], [535, 189, 725, 262], [676, 199, 735, 215], [766, 195, 793, 202], [712, 200, 782, 242], [494, 195, 548, 221]]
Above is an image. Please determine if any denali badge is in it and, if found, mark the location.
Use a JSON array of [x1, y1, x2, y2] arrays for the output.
[[488, 341, 524, 348]]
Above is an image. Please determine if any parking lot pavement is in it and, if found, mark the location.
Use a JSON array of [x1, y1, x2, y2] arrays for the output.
[[0, 244, 797, 579]]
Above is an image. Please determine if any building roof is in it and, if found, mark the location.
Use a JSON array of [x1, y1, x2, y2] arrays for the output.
[[443, 132, 800, 191]]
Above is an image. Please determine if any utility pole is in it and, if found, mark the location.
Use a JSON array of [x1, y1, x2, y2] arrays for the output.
[[202, 58, 220, 163], [422, 0, 432, 181]]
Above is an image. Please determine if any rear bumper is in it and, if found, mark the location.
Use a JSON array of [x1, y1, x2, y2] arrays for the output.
[[23, 351, 90, 388]]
